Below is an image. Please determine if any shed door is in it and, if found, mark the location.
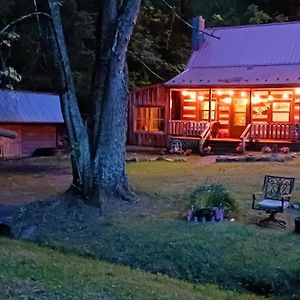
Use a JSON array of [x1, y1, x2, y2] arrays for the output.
[[229, 97, 250, 138]]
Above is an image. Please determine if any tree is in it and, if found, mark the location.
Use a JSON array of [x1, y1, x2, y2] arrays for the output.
[[41, 0, 141, 209]]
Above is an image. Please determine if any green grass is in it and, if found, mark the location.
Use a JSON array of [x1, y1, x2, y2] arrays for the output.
[[0, 238, 264, 300], [3, 154, 300, 298]]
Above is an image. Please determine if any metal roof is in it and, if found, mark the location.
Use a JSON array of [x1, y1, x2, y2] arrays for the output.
[[0, 90, 64, 123], [166, 65, 300, 87], [166, 22, 300, 87]]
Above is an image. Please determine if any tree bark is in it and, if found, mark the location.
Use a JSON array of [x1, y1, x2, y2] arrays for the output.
[[45, 0, 141, 208]]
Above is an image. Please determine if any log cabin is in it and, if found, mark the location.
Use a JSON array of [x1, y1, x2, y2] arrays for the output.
[[0, 89, 64, 158], [128, 19, 300, 153]]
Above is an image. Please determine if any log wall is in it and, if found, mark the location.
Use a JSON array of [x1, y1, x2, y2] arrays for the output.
[[128, 84, 169, 147]]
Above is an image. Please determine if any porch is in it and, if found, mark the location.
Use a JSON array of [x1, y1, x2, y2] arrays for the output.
[[168, 120, 300, 153]]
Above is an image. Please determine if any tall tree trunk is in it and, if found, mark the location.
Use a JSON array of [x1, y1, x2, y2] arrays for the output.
[[45, 0, 141, 209]]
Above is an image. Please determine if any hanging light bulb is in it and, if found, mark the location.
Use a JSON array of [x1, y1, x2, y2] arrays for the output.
[[198, 95, 204, 101], [295, 88, 300, 95], [223, 97, 232, 104], [229, 90, 234, 96], [181, 90, 190, 96], [283, 93, 289, 100], [268, 95, 274, 101], [241, 91, 247, 97], [252, 95, 261, 104], [217, 90, 223, 96]]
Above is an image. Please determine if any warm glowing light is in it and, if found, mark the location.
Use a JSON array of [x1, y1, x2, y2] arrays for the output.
[[181, 90, 190, 96], [223, 97, 232, 104], [283, 93, 289, 100], [241, 91, 247, 97], [229, 90, 234, 96], [198, 95, 204, 101], [170, 99, 173, 109], [217, 90, 223, 96], [252, 95, 261, 104], [295, 88, 300, 95], [182, 90, 196, 99], [268, 95, 274, 101], [242, 98, 248, 105]]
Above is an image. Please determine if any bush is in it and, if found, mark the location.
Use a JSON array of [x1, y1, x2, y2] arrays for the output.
[[190, 183, 236, 211]]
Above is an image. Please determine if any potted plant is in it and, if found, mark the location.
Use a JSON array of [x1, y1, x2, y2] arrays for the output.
[[189, 184, 236, 222]]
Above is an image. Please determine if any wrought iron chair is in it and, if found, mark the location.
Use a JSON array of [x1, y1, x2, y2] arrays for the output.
[[252, 175, 295, 228]]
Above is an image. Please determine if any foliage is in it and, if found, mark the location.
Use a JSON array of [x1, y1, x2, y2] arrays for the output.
[[0, 238, 264, 300], [129, 3, 190, 88], [190, 183, 236, 210]]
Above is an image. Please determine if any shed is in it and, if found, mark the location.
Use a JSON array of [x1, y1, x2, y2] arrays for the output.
[[0, 89, 64, 158]]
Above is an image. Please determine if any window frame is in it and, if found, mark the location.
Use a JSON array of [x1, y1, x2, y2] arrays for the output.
[[134, 106, 165, 133]]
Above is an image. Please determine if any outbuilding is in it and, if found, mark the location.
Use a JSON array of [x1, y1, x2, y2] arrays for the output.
[[0, 89, 64, 158]]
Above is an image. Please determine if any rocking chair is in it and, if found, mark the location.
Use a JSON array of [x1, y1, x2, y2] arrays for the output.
[[252, 175, 295, 228]]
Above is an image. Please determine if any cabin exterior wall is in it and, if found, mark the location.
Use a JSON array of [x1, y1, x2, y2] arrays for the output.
[[128, 84, 169, 147]]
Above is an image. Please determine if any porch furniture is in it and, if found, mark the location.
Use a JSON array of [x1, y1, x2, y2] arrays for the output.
[[252, 175, 295, 228], [210, 121, 220, 138]]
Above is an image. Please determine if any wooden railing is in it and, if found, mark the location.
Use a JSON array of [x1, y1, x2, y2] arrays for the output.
[[240, 123, 300, 152], [248, 123, 299, 140], [169, 120, 210, 137]]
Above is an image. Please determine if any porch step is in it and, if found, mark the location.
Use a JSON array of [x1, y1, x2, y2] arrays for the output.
[[205, 140, 240, 154]]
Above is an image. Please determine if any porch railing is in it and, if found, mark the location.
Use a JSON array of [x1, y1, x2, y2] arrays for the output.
[[169, 120, 210, 137], [240, 123, 300, 152]]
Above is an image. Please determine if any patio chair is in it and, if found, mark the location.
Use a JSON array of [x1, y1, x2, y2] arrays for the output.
[[252, 175, 295, 228]]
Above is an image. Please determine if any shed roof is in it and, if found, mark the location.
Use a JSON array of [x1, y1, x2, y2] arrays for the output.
[[166, 21, 300, 87], [0, 90, 64, 123]]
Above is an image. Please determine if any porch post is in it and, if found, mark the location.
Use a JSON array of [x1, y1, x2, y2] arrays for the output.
[[208, 89, 212, 122]]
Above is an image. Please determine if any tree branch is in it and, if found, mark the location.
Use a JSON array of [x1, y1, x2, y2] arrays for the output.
[[0, 12, 51, 36]]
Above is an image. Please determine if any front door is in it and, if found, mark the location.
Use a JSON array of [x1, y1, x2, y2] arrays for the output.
[[229, 97, 250, 138]]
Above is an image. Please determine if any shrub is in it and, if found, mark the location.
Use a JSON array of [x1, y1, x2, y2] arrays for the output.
[[190, 183, 236, 211]]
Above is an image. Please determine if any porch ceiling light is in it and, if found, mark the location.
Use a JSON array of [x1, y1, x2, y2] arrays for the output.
[[268, 95, 274, 101], [223, 97, 232, 104], [217, 90, 223, 96], [241, 91, 247, 97], [181, 90, 191, 96], [295, 88, 300, 95], [283, 93, 289, 100], [252, 95, 261, 104], [198, 95, 204, 101], [229, 90, 234, 96]]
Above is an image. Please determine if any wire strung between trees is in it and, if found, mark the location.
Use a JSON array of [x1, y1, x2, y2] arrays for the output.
[[128, 50, 165, 81], [160, 0, 220, 40]]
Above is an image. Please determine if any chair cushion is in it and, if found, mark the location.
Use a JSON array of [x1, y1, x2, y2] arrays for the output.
[[257, 199, 289, 210]]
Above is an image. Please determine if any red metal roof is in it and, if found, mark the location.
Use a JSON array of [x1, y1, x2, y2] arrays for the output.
[[166, 22, 300, 87]]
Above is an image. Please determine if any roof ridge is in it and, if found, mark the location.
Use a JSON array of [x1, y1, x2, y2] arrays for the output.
[[189, 63, 300, 69], [206, 21, 300, 31]]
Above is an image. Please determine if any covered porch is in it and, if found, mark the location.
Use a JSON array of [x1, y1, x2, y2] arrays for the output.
[[168, 88, 300, 152]]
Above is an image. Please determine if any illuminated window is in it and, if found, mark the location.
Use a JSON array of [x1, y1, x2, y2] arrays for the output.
[[135, 107, 165, 132], [272, 102, 290, 122], [201, 100, 216, 121]]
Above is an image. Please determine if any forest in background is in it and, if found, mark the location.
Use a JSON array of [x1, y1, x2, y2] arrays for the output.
[[1, 0, 300, 99]]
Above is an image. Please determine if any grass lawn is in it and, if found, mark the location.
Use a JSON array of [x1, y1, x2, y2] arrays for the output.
[[1, 153, 300, 298], [0, 238, 264, 300]]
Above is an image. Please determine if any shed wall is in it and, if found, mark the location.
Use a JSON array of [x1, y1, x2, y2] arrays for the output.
[[0, 124, 60, 158]]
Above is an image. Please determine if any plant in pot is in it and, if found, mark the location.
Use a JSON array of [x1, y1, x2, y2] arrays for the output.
[[189, 184, 236, 221]]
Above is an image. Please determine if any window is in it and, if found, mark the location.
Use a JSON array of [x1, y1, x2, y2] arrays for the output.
[[135, 107, 165, 132], [272, 102, 290, 122], [201, 100, 216, 121]]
